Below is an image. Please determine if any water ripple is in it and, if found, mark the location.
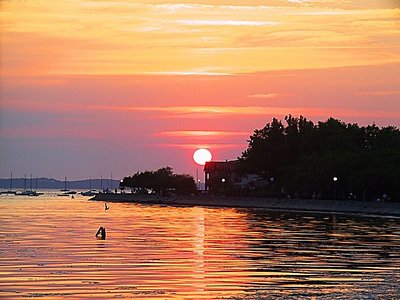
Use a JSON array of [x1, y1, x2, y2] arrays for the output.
[[1, 195, 400, 299]]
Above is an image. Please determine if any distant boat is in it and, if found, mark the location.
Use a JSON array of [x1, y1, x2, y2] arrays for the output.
[[57, 193, 71, 197], [28, 191, 42, 197], [2, 172, 17, 195], [57, 190, 77, 197], [81, 190, 95, 196], [59, 177, 76, 195], [26, 175, 43, 196], [60, 177, 70, 192], [2, 191, 17, 195], [15, 174, 39, 196], [81, 178, 96, 196], [16, 190, 32, 196], [63, 190, 77, 195], [15, 190, 43, 196]]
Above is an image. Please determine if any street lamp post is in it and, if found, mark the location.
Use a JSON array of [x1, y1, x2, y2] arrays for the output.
[[270, 177, 274, 193], [333, 177, 338, 199], [120, 179, 124, 193]]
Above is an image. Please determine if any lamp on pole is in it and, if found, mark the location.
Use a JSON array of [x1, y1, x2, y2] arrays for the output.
[[333, 177, 338, 199], [119, 179, 125, 193], [270, 177, 274, 193]]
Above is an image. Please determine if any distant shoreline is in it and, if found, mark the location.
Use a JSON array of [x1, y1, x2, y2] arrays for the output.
[[90, 193, 400, 217], [0, 177, 120, 190]]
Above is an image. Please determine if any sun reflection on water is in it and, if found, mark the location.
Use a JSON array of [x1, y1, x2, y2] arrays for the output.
[[1, 194, 400, 299]]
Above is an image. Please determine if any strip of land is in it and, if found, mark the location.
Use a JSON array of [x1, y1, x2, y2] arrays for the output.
[[90, 194, 400, 217]]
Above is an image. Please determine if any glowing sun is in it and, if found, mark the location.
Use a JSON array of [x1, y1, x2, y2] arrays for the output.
[[193, 148, 212, 166]]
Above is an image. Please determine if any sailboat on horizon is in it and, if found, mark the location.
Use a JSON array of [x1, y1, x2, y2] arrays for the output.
[[15, 174, 43, 196], [2, 172, 17, 195], [58, 177, 76, 196], [60, 177, 70, 192], [81, 178, 96, 196]]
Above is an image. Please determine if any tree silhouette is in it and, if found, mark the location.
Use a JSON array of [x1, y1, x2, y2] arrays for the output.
[[239, 115, 400, 201], [120, 167, 197, 196]]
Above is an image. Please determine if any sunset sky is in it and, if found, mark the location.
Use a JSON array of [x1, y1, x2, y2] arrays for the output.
[[1, 0, 399, 181]]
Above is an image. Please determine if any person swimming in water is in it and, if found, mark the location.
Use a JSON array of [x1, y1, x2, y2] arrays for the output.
[[95, 227, 106, 240]]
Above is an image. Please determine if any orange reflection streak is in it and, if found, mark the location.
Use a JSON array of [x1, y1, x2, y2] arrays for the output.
[[2, 195, 400, 298], [0, 195, 257, 299], [94, 200, 256, 297]]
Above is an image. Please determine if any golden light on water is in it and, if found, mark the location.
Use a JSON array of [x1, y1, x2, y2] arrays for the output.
[[1, 194, 400, 299]]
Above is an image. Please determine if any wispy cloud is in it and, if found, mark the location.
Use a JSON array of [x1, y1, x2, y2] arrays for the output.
[[2, 1, 399, 76], [296, 10, 362, 16], [176, 20, 279, 27], [150, 3, 213, 11], [287, 0, 313, 3], [94, 105, 269, 115], [144, 71, 233, 76], [247, 93, 282, 99], [93, 105, 400, 118], [160, 130, 248, 137], [154, 143, 243, 150]]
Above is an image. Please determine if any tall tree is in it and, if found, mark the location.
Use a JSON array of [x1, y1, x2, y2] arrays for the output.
[[239, 115, 400, 200], [121, 167, 197, 196]]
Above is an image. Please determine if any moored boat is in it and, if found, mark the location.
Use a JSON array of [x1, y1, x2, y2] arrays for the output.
[[81, 190, 96, 196]]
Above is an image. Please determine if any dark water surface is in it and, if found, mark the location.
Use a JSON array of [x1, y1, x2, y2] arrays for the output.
[[1, 194, 400, 299]]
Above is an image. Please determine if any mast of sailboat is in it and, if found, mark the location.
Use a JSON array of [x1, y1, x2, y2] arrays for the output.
[[100, 175, 103, 191], [60, 176, 69, 191], [30, 174, 33, 191], [10, 172, 13, 191], [24, 174, 27, 191]]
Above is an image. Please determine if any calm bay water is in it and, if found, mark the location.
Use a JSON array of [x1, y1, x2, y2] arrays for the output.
[[1, 193, 400, 299]]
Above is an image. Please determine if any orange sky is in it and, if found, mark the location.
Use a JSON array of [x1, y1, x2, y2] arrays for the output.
[[0, 0, 399, 180]]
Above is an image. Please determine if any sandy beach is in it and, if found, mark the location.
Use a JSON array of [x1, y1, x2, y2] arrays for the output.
[[91, 193, 400, 217]]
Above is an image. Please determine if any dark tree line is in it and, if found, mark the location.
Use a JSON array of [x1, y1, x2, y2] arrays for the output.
[[120, 167, 197, 196], [239, 115, 400, 201]]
